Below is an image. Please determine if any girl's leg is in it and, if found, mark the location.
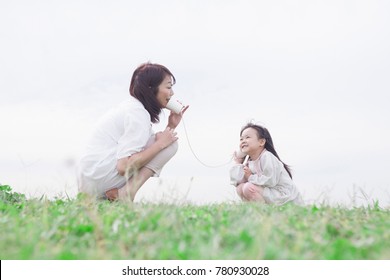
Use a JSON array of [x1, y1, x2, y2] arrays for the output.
[[242, 182, 266, 202], [236, 183, 248, 201]]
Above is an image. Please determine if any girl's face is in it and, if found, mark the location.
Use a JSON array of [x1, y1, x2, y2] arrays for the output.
[[156, 75, 174, 108], [240, 127, 265, 156]]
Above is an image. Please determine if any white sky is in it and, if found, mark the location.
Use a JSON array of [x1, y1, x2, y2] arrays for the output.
[[1, 0, 390, 206]]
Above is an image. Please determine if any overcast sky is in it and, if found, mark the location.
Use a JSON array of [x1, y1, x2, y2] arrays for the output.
[[1, 0, 389, 206]]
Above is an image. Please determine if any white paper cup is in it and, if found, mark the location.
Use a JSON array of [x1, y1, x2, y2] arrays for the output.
[[166, 98, 185, 114], [235, 150, 246, 159]]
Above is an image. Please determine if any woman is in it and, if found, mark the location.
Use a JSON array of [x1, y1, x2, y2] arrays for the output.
[[78, 62, 189, 201]]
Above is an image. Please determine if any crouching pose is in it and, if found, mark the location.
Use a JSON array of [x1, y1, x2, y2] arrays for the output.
[[78, 62, 189, 201], [230, 123, 302, 205]]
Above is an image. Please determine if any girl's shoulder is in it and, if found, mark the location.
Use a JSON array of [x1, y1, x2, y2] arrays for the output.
[[257, 150, 284, 172], [252, 149, 274, 165], [260, 149, 273, 159], [260, 149, 280, 163]]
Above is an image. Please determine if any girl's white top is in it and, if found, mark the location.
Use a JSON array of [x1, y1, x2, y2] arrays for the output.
[[77, 96, 153, 197], [230, 149, 302, 205]]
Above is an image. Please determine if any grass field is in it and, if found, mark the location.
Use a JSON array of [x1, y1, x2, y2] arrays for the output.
[[1, 184, 389, 260]]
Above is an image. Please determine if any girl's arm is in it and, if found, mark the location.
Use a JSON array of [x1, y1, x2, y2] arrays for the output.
[[247, 153, 282, 188], [230, 164, 246, 186], [230, 152, 249, 185]]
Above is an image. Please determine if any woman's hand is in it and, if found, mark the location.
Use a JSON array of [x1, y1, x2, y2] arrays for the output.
[[167, 105, 189, 129], [155, 127, 178, 149]]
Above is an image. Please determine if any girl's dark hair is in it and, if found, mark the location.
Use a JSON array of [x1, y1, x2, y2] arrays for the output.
[[240, 123, 292, 178], [129, 62, 176, 123]]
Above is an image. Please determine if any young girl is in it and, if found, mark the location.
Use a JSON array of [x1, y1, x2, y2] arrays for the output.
[[230, 123, 302, 205], [78, 62, 189, 201]]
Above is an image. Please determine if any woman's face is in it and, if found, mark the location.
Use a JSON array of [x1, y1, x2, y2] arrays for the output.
[[156, 75, 174, 108]]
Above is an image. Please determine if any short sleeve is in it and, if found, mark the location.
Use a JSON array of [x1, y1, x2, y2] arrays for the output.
[[116, 108, 152, 159]]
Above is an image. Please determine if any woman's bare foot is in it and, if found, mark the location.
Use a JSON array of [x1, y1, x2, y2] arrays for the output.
[[105, 188, 119, 201]]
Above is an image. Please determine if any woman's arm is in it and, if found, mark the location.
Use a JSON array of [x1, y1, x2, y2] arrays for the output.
[[116, 127, 177, 176], [167, 105, 189, 129]]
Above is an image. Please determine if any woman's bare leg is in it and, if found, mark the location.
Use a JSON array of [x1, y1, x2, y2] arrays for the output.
[[106, 140, 178, 202], [118, 167, 154, 201]]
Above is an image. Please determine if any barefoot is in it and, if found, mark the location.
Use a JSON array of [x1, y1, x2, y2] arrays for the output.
[[105, 188, 119, 201]]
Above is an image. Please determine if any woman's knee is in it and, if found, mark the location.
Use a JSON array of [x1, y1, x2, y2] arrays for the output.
[[166, 141, 178, 158], [158, 141, 178, 162], [144, 141, 178, 175]]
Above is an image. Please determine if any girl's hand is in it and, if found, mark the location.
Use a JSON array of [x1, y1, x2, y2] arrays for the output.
[[233, 150, 246, 164], [243, 166, 252, 180], [168, 105, 189, 129], [155, 127, 178, 149]]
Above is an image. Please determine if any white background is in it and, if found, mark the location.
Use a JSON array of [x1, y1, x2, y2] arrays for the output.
[[1, 0, 390, 207]]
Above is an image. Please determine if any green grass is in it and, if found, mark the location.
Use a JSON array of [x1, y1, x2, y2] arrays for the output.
[[1, 184, 389, 260]]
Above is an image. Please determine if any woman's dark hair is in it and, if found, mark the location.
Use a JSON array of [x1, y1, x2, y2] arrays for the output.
[[240, 123, 292, 178], [129, 62, 176, 123]]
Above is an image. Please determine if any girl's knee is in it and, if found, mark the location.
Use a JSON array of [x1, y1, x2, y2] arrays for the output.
[[242, 182, 256, 194], [236, 183, 245, 198], [242, 183, 263, 201]]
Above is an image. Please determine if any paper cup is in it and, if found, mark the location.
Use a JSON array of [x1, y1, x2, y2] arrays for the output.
[[235, 150, 246, 159], [166, 98, 185, 114]]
